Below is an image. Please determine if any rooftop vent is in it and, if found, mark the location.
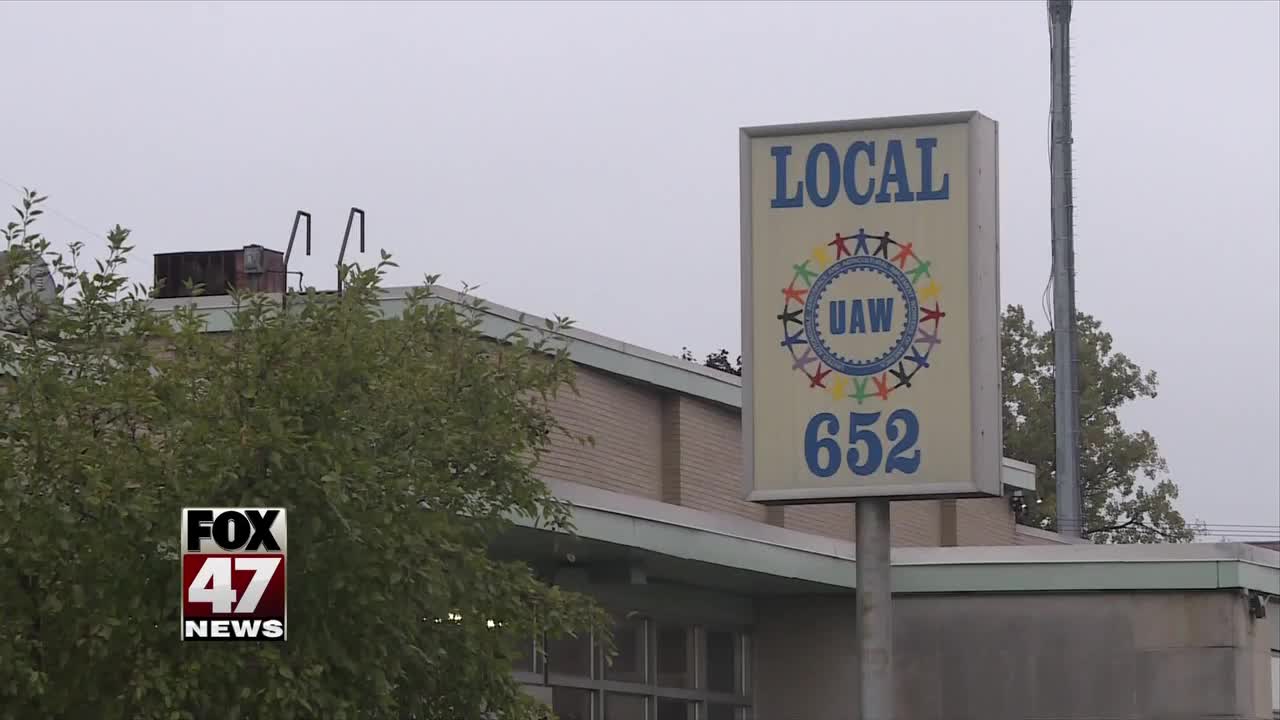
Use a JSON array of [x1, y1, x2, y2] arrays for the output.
[[152, 245, 286, 299]]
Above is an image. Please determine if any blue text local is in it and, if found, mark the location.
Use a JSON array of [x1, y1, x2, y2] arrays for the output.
[[770, 138, 949, 208], [828, 298, 895, 335]]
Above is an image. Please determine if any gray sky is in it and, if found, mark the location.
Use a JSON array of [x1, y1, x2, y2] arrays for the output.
[[2, 0, 1277, 534]]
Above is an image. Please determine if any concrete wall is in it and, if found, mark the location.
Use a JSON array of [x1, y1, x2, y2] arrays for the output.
[[1249, 599, 1279, 716], [1015, 526, 1074, 546], [755, 591, 1275, 720], [540, 365, 1029, 548]]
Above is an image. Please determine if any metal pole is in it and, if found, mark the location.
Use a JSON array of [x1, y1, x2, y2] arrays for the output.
[[856, 499, 892, 720], [1048, 0, 1083, 538]]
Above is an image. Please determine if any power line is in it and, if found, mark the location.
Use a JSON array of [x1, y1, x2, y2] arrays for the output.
[[1191, 523, 1280, 529], [0, 177, 107, 243], [1052, 522, 1280, 530]]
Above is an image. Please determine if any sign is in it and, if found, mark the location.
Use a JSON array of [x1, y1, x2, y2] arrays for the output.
[[740, 112, 1001, 503], [181, 507, 287, 641]]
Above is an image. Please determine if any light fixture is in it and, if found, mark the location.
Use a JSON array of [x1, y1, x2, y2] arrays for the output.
[[1008, 489, 1028, 518], [1248, 592, 1268, 620]]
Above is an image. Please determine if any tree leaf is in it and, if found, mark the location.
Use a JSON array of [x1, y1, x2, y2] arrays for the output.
[[0, 187, 607, 718]]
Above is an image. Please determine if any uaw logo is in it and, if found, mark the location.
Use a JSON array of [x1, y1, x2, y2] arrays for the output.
[[779, 229, 945, 404]]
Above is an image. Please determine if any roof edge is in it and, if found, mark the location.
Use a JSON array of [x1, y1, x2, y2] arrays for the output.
[[523, 480, 1280, 595], [144, 286, 744, 407], [144, 286, 1046, 479]]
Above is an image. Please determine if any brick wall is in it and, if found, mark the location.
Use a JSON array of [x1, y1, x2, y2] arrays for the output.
[[955, 497, 1016, 546], [661, 395, 764, 522], [536, 365, 663, 500], [892, 500, 942, 547], [538, 363, 1022, 548], [785, 504, 855, 541], [781, 501, 941, 546]]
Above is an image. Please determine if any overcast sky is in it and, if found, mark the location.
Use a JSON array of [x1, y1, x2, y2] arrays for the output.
[[2, 1, 1277, 535]]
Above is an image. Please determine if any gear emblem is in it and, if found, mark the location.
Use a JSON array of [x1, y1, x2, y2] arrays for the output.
[[778, 229, 945, 405]]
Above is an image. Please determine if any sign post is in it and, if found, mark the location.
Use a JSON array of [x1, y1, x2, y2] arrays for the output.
[[740, 112, 1001, 719], [855, 498, 892, 720]]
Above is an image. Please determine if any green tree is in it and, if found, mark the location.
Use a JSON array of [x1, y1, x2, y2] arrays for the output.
[[682, 306, 1195, 544], [1000, 304, 1195, 543], [0, 190, 605, 719], [679, 348, 740, 376]]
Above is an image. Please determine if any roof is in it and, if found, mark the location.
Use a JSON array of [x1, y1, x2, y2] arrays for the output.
[[146, 286, 1279, 593], [510, 480, 1280, 596], [146, 286, 1039, 492], [147, 286, 742, 404]]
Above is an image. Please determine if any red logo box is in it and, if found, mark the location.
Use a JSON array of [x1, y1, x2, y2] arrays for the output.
[[181, 508, 287, 641]]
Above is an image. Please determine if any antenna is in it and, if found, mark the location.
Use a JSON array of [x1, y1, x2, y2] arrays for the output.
[[284, 210, 311, 291], [337, 207, 365, 293], [1048, 0, 1083, 537]]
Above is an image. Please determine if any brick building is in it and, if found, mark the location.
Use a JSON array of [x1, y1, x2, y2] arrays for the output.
[[152, 273, 1280, 720]]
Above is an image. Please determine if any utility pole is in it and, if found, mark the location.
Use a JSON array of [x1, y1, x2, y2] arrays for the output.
[[1048, 0, 1083, 538]]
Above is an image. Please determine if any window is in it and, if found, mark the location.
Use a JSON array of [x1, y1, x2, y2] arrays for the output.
[[707, 704, 748, 720], [512, 636, 538, 674], [1270, 651, 1278, 717], [547, 632, 593, 678], [605, 618, 648, 684], [705, 630, 740, 694], [530, 614, 753, 720], [656, 624, 694, 688], [604, 693, 647, 720], [553, 687, 594, 720], [655, 698, 695, 720]]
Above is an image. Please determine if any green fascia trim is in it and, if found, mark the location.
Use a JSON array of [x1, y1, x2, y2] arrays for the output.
[[566, 509, 855, 590], [1220, 560, 1280, 596], [530, 499, 1280, 596], [893, 561, 1223, 594], [155, 292, 1277, 596], [375, 289, 743, 408]]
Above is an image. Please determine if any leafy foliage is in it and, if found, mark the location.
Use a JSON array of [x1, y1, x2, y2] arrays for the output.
[[683, 305, 1195, 543], [1001, 304, 1195, 543], [0, 190, 605, 719], [679, 347, 740, 377]]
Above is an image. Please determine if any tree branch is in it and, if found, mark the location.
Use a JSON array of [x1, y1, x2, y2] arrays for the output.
[[1134, 521, 1183, 540], [1086, 516, 1182, 540], [1084, 516, 1139, 536]]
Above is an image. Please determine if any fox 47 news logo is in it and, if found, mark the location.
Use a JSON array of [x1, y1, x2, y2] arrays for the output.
[[181, 508, 287, 641]]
